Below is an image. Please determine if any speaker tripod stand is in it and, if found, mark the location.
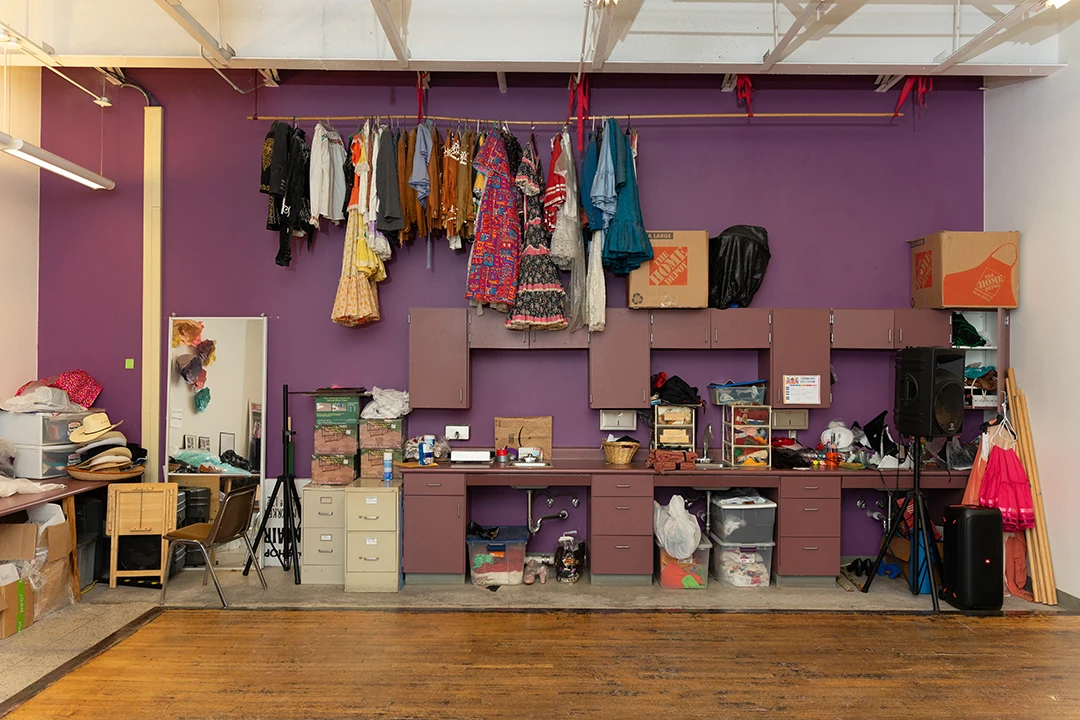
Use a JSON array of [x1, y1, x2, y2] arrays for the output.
[[861, 438, 944, 612]]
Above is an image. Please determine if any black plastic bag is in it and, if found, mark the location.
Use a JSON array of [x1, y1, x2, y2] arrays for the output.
[[708, 225, 771, 309]]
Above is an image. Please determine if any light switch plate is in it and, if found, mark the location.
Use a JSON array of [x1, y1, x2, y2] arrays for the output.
[[445, 425, 470, 441], [600, 410, 637, 432]]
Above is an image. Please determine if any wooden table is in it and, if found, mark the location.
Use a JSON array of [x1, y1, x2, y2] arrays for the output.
[[0, 478, 113, 602]]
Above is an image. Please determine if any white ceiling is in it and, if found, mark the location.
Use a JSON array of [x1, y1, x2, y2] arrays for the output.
[[0, 0, 1073, 79]]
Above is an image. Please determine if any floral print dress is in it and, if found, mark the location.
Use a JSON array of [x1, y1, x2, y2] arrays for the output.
[[465, 132, 520, 312]]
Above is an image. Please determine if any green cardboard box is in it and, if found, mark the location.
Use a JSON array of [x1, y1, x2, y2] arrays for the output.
[[314, 395, 361, 427]]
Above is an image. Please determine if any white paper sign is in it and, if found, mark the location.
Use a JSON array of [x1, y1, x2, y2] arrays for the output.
[[783, 375, 821, 405], [365, 537, 378, 546], [365, 496, 378, 505]]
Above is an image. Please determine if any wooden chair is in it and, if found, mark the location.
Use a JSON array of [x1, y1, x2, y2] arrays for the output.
[[160, 485, 266, 608]]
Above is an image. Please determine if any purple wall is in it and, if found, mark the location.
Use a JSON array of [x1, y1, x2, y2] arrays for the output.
[[38, 70, 983, 555]]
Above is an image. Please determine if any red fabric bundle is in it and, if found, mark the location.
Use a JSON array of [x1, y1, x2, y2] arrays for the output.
[[17, 369, 102, 408]]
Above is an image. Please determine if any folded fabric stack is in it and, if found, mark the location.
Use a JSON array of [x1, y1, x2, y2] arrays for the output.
[[646, 449, 698, 474]]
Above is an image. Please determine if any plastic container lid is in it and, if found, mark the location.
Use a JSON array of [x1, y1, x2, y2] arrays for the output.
[[711, 497, 777, 510], [466, 526, 530, 544], [709, 532, 775, 549]]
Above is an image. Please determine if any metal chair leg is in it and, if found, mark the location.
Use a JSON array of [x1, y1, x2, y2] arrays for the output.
[[160, 540, 175, 606], [202, 559, 210, 586], [243, 535, 268, 590], [196, 544, 228, 608]]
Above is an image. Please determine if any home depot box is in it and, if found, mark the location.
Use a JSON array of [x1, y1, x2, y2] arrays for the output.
[[627, 231, 709, 309], [908, 231, 1020, 309]]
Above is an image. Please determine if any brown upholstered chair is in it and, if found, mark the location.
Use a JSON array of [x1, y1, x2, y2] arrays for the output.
[[160, 484, 267, 608]]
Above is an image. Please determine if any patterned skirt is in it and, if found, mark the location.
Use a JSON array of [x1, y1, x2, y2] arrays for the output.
[[506, 245, 568, 330]]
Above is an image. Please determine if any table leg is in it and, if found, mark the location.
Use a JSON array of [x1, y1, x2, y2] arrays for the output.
[[62, 495, 81, 602]]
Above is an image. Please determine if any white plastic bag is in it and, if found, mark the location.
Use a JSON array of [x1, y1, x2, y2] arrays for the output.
[[360, 387, 411, 419], [0, 386, 85, 413], [653, 495, 702, 560]]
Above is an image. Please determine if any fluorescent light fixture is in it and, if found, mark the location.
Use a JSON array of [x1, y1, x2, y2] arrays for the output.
[[0, 131, 115, 190]]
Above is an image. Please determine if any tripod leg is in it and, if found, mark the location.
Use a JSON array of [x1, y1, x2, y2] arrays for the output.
[[862, 492, 914, 594], [915, 491, 941, 612], [244, 478, 282, 576], [282, 478, 302, 585]]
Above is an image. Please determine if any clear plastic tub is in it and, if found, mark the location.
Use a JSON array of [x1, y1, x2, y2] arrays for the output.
[[709, 534, 774, 587], [0, 411, 92, 446], [467, 526, 529, 586], [13, 443, 79, 479], [709, 497, 777, 543], [709, 382, 767, 406], [655, 539, 711, 589]]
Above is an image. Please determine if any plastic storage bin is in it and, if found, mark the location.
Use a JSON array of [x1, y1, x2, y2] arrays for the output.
[[709, 534, 773, 587], [709, 381, 767, 406], [467, 526, 529, 587], [13, 443, 79, 479], [655, 539, 711, 589], [0, 411, 92, 446], [710, 497, 777, 543]]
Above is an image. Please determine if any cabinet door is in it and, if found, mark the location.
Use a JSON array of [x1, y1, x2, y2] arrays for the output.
[[711, 308, 772, 349], [831, 309, 895, 350], [529, 329, 590, 349], [468, 310, 529, 349], [408, 308, 470, 409], [589, 309, 651, 409], [650, 310, 710, 349], [894, 309, 951, 348], [767, 309, 831, 409], [402, 494, 465, 574]]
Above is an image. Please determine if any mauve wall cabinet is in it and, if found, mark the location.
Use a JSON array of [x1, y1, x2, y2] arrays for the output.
[[409, 308, 470, 409], [893, 309, 952, 349], [649, 308, 771, 349], [589, 309, 651, 409], [832, 309, 951, 350], [402, 474, 466, 576], [761, 309, 832, 409], [468, 310, 590, 350]]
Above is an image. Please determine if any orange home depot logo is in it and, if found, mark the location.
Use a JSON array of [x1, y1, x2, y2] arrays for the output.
[[972, 266, 1006, 302], [915, 250, 933, 290], [649, 246, 689, 286]]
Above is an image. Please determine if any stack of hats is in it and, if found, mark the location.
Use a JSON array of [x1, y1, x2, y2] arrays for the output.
[[65, 413, 146, 481]]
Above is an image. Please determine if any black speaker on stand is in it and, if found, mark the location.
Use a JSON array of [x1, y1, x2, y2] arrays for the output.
[[862, 347, 966, 612]]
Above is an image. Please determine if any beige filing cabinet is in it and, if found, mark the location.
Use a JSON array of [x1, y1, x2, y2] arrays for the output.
[[344, 478, 402, 593], [301, 485, 346, 585]]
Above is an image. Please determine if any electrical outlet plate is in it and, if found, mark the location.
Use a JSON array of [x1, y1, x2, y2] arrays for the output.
[[600, 410, 637, 432], [445, 425, 470, 441]]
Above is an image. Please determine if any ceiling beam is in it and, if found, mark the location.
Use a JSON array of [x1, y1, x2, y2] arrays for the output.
[[874, 74, 905, 92], [932, 0, 1046, 74], [151, 0, 233, 66], [591, 3, 616, 71], [0, 19, 59, 67], [496, 70, 507, 93], [759, 0, 830, 73], [370, 0, 410, 68]]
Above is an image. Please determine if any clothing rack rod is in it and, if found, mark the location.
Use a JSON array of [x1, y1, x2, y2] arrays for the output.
[[247, 111, 902, 123]]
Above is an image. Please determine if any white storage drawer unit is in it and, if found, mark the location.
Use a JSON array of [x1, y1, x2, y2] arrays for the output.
[[14, 443, 79, 479], [0, 411, 92, 446]]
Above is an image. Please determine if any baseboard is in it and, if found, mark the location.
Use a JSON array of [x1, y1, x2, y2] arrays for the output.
[[405, 573, 465, 585], [1056, 589, 1080, 612]]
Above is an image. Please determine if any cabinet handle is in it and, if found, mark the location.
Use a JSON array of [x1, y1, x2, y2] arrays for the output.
[[459, 388, 464, 403], [427, 483, 442, 487], [803, 508, 819, 512], [803, 486, 818, 491], [615, 484, 631, 489], [318, 511, 334, 516], [317, 549, 334, 554], [615, 545, 631, 550], [705, 328, 710, 345], [643, 387, 647, 402], [362, 557, 380, 562], [616, 506, 631, 511], [457, 502, 461, 518], [889, 328, 893, 345], [804, 546, 819, 551], [714, 328, 718, 345], [361, 515, 380, 520], [899, 328, 904, 344]]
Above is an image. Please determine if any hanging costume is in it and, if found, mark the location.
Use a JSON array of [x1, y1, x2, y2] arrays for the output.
[[602, 117, 652, 275], [466, 132, 520, 312], [506, 136, 567, 331], [580, 130, 606, 332], [261, 121, 313, 267]]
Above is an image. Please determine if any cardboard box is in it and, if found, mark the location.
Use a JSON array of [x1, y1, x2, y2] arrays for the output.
[[311, 454, 358, 486], [494, 416, 553, 462], [313, 425, 359, 455], [627, 230, 709, 309], [36, 558, 72, 620], [359, 418, 407, 450], [908, 231, 1020, 309], [359, 448, 404, 479], [0, 578, 35, 638], [314, 396, 361, 426], [0, 520, 71, 564]]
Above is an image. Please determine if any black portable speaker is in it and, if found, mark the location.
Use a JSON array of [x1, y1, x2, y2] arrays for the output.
[[895, 347, 965, 437], [941, 505, 1003, 611]]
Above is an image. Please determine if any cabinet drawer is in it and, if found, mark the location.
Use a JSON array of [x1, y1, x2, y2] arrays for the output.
[[304, 488, 346, 528], [346, 532, 400, 573], [301, 527, 345, 566], [404, 473, 465, 496], [591, 535, 653, 575], [301, 564, 344, 585], [780, 476, 840, 500], [591, 496, 653, 536], [778, 499, 841, 538], [776, 537, 841, 576], [344, 571, 401, 593], [591, 474, 652, 497], [346, 490, 399, 532]]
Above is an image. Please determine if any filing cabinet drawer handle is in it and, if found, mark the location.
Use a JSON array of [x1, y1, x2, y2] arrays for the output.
[[318, 511, 334, 516], [615, 484, 631, 489], [803, 508, 819, 512], [427, 483, 442, 488], [362, 556, 380, 562], [615, 545, 631, 550], [804, 546, 819, 551], [803, 486, 819, 491], [616, 506, 631, 511], [361, 515, 380, 520], [317, 549, 334, 554]]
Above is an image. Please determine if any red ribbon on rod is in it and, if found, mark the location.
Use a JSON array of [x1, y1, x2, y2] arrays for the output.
[[893, 76, 932, 118], [567, 75, 590, 151], [736, 75, 754, 117]]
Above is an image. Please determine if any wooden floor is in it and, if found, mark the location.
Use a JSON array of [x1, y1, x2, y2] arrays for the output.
[[8, 610, 1080, 719]]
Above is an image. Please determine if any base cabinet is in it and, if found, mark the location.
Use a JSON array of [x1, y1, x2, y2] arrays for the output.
[[402, 475, 466, 577], [591, 475, 653, 582]]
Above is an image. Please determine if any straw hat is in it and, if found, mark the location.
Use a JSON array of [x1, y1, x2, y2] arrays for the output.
[[69, 413, 123, 444]]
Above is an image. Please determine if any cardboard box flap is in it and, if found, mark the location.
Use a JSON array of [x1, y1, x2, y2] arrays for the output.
[[494, 417, 553, 462], [0, 524, 38, 564], [0, 579, 35, 638], [43, 523, 72, 563]]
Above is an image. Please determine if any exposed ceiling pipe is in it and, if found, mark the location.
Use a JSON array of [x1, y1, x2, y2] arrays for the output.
[[496, 70, 507, 93]]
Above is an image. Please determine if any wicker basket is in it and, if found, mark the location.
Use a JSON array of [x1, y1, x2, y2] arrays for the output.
[[602, 440, 640, 466], [65, 466, 146, 482]]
